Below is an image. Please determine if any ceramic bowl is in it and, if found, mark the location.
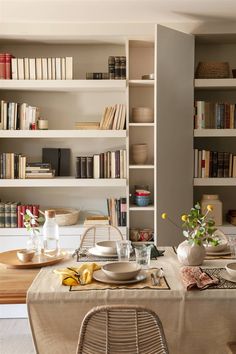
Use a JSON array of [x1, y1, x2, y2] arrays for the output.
[[95, 241, 117, 255], [205, 230, 228, 253], [102, 262, 141, 280], [135, 195, 150, 206], [17, 249, 35, 263], [225, 263, 236, 279]]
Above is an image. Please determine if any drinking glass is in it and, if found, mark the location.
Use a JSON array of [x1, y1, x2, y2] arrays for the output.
[[135, 245, 151, 269], [116, 240, 132, 262], [227, 235, 236, 258]]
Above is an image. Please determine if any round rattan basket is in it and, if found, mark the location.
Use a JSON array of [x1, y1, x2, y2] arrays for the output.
[[52, 208, 80, 226], [195, 62, 230, 79]]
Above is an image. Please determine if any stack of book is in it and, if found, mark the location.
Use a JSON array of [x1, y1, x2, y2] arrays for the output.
[[0, 153, 26, 179], [76, 150, 127, 179], [83, 215, 109, 226], [107, 197, 127, 226], [26, 163, 55, 179], [0, 100, 40, 130], [0, 53, 14, 79], [100, 104, 126, 130], [11, 57, 73, 80], [108, 56, 126, 79], [194, 100, 236, 129], [194, 149, 236, 178], [0, 201, 39, 228]]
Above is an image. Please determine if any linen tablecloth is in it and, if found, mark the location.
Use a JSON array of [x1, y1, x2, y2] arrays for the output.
[[27, 247, 236, 354]]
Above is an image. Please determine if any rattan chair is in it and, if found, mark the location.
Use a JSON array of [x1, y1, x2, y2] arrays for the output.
[[72, 224, 124, 260], [76, 305, 169, 354]]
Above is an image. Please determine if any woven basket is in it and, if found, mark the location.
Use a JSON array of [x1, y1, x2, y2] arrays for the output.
[[52, 208, 80, 226], [195, 62, 230, 79]]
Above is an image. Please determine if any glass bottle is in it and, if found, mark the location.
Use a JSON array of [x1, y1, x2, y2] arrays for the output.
[[43, 209, 60, 256]]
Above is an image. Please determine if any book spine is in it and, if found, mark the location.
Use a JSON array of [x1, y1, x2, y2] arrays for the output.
[[11, 202, 18, 228], [212, 151, 218, 177], [0, 53, 6, 79], [32, 204, 39, 218], [80, 157, 87, 178], [65, 57, 73, 80], [120, 198, 127, 226], [42, 58, 48, 80], [36, 58, 42, 80], [99, 153, 104, 178], [21, 205, 26, 228], [47, 58, 52, 80], [24, 58, 29, 80], [5, 54, 12, 80], [86, 157, 93, 178], [11, 58, 18, 80], [17, 58, 24, 80], [51, 58, 56, 80], [117, 199, 121, 226], [217, 152, 224, 178], [223, 152, 230, 178], [108, 56, 115, 79], [0, 202, 5, 227], [61, 57, 66, 80], [17, 205, 23, 228], [120, 56, 126, 79], [114, 56, 121, 79], [55, 58, 61, 80], [76, 157, 81, 178], [5, 202, 11, 228], [115, 150, 120, 178], [93, 155, 100, 179]]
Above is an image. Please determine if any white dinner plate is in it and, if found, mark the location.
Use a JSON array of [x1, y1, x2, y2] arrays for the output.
[[220, 269, 236, 283], [206, 246, 231, 256], [88, 247, 117, 258], [93, 269, 147, 284]]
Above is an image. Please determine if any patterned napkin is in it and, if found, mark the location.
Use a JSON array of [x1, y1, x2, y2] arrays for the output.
[[54, 263, 101, 286], [180, 266, 219, 290]]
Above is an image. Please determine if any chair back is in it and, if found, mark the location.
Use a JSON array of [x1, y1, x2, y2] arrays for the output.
[[80, 224, 123, 249], [77, 305, 169, 354]]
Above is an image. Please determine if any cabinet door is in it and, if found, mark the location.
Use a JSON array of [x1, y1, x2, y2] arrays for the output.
[[156, 25, 194, 246]]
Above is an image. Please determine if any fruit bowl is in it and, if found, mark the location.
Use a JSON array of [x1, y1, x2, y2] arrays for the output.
[[95, 241, 117, 255]]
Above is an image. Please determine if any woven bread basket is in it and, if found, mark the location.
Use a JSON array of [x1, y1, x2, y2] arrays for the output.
[[195, 62, 230, 79], [52, 208, 80, 226]]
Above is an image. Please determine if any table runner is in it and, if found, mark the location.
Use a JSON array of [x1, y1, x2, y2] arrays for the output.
[[27, 247, 236, 354]]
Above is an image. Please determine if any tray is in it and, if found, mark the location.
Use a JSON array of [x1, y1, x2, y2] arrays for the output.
[[0, 249, 65, 269]]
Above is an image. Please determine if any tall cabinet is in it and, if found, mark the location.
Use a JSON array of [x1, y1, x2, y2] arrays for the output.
[[0, 25, 195, 249]]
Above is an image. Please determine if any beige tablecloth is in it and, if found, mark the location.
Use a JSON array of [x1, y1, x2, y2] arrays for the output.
[[27, 247, 236, 354]]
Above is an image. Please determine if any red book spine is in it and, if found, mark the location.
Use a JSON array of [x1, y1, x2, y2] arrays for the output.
[[21, 205, 26, 228], [32, 204, 39, 217], [5, 53, 12, 79], [0, 53, 6, 79], [17, 205, 23, 228]]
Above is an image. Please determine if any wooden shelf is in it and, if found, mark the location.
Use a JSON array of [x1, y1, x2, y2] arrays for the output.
[[0, 80, 126, 92], [129, 204, 154, 211], [129, 123, 154, 127], [128, 80, 154, 87], [129, 165, 154, 169], [0, 178, 127, 188], [194, 178, 236, 186], [194, 129, 236, 137], [195, 79, 236, 90], [0, 130, 127, 139]]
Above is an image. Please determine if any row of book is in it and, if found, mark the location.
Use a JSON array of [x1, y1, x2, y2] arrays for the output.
[[76, 150, 127, 179], [0, 153, 26, 179], [0, 100, 40, 130], [11, 56, 73, 80], [107, 198, 127, 226], [194, 149, 236, 178], [100, 104, 126, 130], [194, 101, 236, 129], [85, 56, 126, 80], [0, 202, 39, 228], [0, 53, 14, 79]]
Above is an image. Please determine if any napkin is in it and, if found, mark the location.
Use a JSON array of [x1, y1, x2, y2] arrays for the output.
[[54, 263, 101, 286], [180, 266, 219, 290]]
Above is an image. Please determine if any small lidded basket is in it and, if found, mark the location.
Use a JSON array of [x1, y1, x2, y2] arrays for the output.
[[195, 62, 230, 79]]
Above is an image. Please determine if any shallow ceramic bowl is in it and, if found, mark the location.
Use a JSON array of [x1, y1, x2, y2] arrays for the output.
[[17, 249, 35, 263], [95, 241, 117, 255], [205, 230, 228, 253], [225, 263, 236, 279], [102, 262, 141, 280]]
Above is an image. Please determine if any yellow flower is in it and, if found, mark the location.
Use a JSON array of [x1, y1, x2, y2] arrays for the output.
[[181, 214, 188, 222], [207, 205, 213, 212], [161, 213, 167, 220]]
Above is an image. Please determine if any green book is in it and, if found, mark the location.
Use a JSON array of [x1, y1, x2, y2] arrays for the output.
[[5, 202, 11, 228], [11, 202, 19, 228], [0, 202, 5, 228]]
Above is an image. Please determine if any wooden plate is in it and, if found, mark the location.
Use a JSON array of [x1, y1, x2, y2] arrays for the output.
[[0, 249, 65, 269]]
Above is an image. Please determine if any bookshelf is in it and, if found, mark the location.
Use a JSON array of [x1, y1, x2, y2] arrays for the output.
[[194, 34, 236, 236]]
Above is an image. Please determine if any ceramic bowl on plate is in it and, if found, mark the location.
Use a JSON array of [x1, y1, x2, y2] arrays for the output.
[[225, 263, 236, 280], [102, 262, 141, 280], [17, 249, 35, 263], [205, 230, 228, 253], [95, 241, 117, 255]]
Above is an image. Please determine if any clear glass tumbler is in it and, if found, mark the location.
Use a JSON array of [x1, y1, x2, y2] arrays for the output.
[[135, 245, 151, 269], [227, 235, 236, 258], [116, 240, 132, 262]]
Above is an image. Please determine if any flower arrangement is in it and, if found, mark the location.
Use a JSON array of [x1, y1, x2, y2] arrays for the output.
[[22, 209, 44, 251], [161, 202, 218, 246]]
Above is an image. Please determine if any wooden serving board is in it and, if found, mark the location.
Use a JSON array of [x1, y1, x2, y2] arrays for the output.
[[0, 249, 65, 269]]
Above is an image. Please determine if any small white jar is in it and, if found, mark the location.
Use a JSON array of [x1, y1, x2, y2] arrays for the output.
[[200, 194, 222, 226]]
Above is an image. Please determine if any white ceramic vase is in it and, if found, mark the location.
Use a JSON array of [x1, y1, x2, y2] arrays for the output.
[[177, 240, 206, 266]]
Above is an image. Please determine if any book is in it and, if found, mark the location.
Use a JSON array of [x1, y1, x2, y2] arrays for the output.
[[36, 58, 42, 80], [80, 157, 87, 178], [114, 56, 121, 79], [0, 53, 5, 79], [24, 58, 29, 80], [84, 215, 109, 226], [93, 155, 100, 179], [29, 58, 36, 80], [10, 202, 18, 228], [52, 58, 56, 80], [55, 58, 61, 80], [0, 202, 4, 227], [75, 157, 81, 178], [108, 56, 115, 79], [120, 198, 127, 226], [17, 58, 24, 80], [65, 57, 73, 80], [47, 58, 52, 80], [61, 57, 66, 80], [11, 58, 18, 80], [42, 58, 48, 80], [86, 157, 93, 178], [5, 202, 11, 228]]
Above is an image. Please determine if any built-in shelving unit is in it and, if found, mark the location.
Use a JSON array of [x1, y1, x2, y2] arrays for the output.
[[195, 78, 236, 90], [0, 130, 127, 139]]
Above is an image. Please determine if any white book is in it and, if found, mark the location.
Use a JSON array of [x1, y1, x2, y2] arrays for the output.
[[61, 57, 66, 80], [20, 103, 27, 130], [196, 101, 205, 129], [47, 58, 52, 80], [11, 58, 18, 80], [51, 58, 56, 80], [119, 104, 126, 130], [42, 58, 48, 80], [65, 57, 73, 80], [112, 104, 120, 130], [17, 58, 24, 80], [55, 58, 61, 80], [93, 155, 100, 179], [36, 58, 42, 80], [24, 58, 29, 80], [0, 100, 4, 129], [29, 58, 36, 80]]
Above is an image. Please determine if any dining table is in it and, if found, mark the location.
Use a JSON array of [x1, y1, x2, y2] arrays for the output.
[[26, 247, 236, 354]]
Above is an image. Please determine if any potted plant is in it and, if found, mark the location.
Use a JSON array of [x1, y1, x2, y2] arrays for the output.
[[162, 203, 218, 265], [22, 209, 44, 253]]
